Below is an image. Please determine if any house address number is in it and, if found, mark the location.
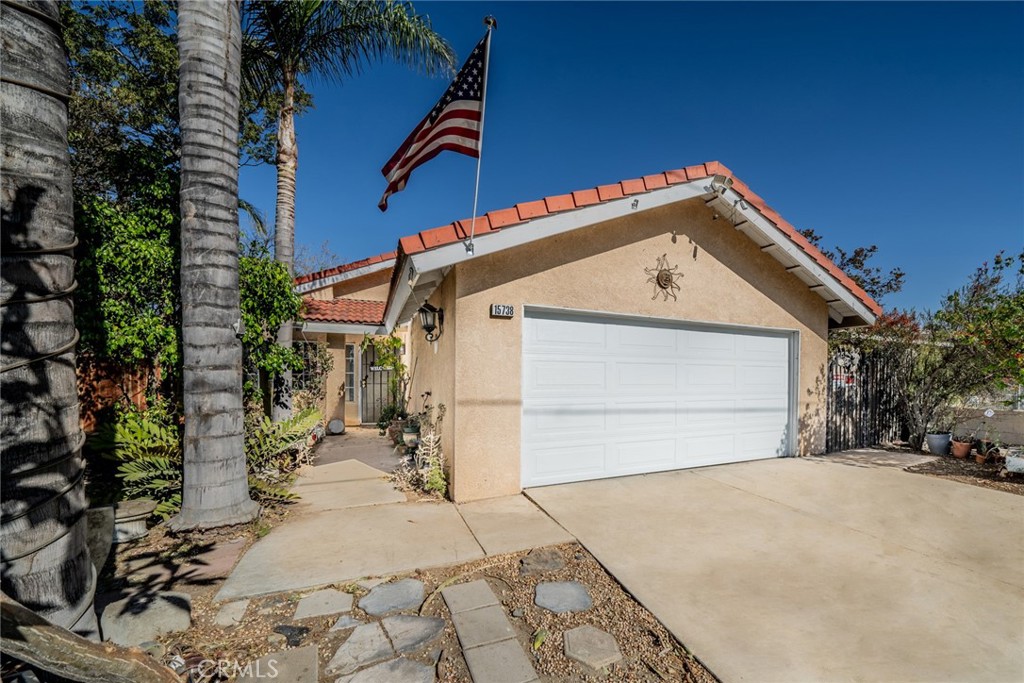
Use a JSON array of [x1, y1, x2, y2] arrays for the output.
[[490, 304, 514, 319]]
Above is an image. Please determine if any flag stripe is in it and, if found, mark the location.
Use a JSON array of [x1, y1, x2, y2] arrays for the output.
[[379, 32, 490, 211], [384, 123, 483, 182]]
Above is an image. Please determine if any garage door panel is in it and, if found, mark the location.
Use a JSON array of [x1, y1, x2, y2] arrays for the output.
[[611, 438, 677, 471], [525, 400, 607, 436], [615, 362, 678, 390], [739, 333, 790, 356], [682, 434, 738, 464], [684, 329, 737, 357], [523, 312, 793, 488], [530, 442, 607, 483], [615, 325, 678, 354], [739, 364, 789, 391], [738, 430, 788, 458], [683, 398, 737, 425], [525, 359, 607, 394], [528, 316, 606, 350], [685, 363, 737, 389], [613, 400, 678, 430]]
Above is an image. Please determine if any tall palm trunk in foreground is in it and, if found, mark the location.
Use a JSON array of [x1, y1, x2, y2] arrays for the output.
[[0, 0, 98, 637], [171, 0, 258, 530]]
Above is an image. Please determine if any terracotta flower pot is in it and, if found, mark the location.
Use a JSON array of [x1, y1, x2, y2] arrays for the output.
[[975, 452, 989, 465], [951, 440, 972, 458]]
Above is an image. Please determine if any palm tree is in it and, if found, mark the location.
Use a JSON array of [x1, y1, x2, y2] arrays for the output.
[[1, 0, 98, 637], [170, 0, 258, 530], [243, 0, 455, 421]]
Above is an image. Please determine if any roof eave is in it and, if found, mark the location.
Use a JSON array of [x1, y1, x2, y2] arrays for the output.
[[296, 320, 386, 335], [294, 257, 396, 295], [384, 178, 878, 329]]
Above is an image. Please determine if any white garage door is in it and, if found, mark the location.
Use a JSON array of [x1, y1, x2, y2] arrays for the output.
[[522, 310, 795, 488]]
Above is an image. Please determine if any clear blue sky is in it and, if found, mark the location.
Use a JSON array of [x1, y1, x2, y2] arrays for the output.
[[239, 1, 1024, 312]]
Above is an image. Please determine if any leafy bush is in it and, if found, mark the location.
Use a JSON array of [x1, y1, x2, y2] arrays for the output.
[[245, 407, 322, 504], [94, 407, 323, 518], [376, 403, 405, 435], [90, 416, 182, 519]]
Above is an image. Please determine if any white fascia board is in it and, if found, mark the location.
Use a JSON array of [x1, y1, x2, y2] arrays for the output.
[[298, 321, 385, 335], [294, 258, 396, 295], [383, 258, 415, 331], [719, 188, 877, 325], [409, 181, 710, 276]]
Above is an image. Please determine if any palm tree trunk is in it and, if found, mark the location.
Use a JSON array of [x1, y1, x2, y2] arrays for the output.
[[0, 0, 98, 637], [272, 76, 297, 422], [170, 0, 257, 530]]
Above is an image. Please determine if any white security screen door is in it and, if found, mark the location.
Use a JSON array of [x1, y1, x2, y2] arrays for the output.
[[522, 310, 795, 487]]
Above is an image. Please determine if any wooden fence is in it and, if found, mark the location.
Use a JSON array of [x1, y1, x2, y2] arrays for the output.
[[826, 347, 904, 452], [77, 355, 152, 433]]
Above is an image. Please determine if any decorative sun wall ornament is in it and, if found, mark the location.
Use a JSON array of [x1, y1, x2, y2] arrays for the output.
[[645, 254, 681, 301]]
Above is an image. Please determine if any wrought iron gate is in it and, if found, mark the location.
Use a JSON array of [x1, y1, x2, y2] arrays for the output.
[[826, 347, 903, 452], [360, 344, 393, 424]]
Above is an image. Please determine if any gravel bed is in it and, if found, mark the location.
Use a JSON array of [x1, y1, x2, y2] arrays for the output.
[[905, 452, 1023, 496]]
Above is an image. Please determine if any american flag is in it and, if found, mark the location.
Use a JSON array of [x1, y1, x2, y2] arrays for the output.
[[378, 32, 490, 211]]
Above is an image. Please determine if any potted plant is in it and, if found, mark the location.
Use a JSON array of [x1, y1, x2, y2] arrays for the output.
[[951, 432, 973, 459], [402, 413, 421, 447]]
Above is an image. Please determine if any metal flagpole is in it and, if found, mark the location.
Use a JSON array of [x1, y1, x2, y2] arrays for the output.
[[466, 16, 496, 255]]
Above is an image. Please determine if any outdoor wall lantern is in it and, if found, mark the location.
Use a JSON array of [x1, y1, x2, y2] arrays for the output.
[[418, 303, 444, 342]]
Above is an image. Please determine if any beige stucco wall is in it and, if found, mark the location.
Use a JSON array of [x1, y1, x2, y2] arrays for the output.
[[303, 269, 391, 301], [332, 272, 391, 301], [440, 197, 829, 501], [406, 273, 458, 478]]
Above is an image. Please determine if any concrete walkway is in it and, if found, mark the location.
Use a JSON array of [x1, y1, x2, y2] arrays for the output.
[[527, 456, 1024, 683], [217, 458, 571, 602]]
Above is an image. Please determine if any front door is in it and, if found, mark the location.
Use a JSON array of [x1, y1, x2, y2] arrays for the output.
[[360, 344, 393, 424]]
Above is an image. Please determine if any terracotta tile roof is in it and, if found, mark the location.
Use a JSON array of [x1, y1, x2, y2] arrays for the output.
[[395, 161, 882, 318], [293, 251, 397, 287], [302, 298, 385, 325]]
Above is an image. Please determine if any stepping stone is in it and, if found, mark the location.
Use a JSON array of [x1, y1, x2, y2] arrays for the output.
[[238, 644, 317, 682], [382, 615, 445, 653], [535, 581, 592, 614], [519, 547, 565, 576], [358, 579, 424, 616], [100, 591, 191, 646], [214, 599, 249, 628], [273, 624, 309, 647], [441, 579, 499, 614], [334, 657, 433, 683], [463, 639, 539, 683], [294, 588, 353, 620], [358, 578, 388, 590], [325, 622, 394, 676], [451, 606, 516, 649], [330, 614, 363, 631], [564, 625, 622, 673]]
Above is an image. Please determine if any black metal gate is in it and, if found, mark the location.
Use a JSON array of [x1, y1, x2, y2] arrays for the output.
[[360, 344, 393, 424], [826, 347, 903, 452]]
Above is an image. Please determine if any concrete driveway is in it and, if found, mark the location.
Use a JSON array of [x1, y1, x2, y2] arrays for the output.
[[527, 457, 1024, 683]]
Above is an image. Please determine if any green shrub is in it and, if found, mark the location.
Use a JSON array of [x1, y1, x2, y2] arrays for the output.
[[94, 407, 323, 519], [90, 417, 182, 519]]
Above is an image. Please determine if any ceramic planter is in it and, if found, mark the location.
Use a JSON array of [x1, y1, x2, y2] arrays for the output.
[[925, 432, 951, 456], [113, 499, 157, 543], [402, 428, 419, 447], [1005, 454, 1024, 475]]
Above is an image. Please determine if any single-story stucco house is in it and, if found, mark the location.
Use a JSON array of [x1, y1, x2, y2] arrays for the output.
[[295, 161, 881, 502]]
